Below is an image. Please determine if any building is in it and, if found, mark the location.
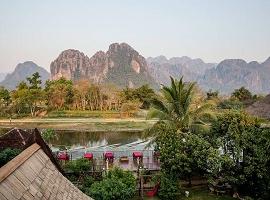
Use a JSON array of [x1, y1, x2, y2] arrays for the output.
[[0, 128, 93, 200]]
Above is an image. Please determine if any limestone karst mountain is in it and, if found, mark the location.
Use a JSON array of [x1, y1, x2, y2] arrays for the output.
[[50, 43, 157, 88], [146, 55, 215, 85], [198, 57, 270, 94]]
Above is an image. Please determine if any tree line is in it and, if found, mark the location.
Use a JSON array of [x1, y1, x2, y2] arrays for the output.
[[0, 72, 157, 117], [145, 77, 270, 200]]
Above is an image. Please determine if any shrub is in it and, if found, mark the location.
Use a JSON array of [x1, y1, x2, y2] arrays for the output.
[[63, 158, 93, 173], [86, 167, 136, 200], [0, 148, 21, 167], [158, 173, 182, 200], [41, 128, 56, 143]]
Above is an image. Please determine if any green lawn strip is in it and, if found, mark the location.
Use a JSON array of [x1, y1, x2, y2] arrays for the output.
[[184, 187, 234, 200]]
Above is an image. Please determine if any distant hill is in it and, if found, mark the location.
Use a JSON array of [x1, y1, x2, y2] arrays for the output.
[[0, 61, 50, 90], [147, 56, 215, 85], [198, 57, 270, 94], [50, 43, 158, 89], [0, 73, 7, 82]]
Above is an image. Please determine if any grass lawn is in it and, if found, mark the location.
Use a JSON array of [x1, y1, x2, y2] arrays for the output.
[[0, 118, 156, 131], [186, 187, 234, 200]]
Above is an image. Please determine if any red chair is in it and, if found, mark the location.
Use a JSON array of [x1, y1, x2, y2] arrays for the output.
[[58, 152, 70, 161], [84, 152, 93, 160]]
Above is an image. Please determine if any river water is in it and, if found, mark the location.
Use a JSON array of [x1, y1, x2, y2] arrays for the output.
[[50, 130, 154, 160], [0, 128, 154, 160]]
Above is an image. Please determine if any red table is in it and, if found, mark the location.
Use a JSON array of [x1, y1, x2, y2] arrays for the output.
[[133, 151, 143, 159], [58, 152, 70, 161], [84, 152, 93, 160], [104, 152, 114, 159]]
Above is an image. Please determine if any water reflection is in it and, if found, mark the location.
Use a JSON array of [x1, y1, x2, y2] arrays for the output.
[[51, 130, 154, 160]]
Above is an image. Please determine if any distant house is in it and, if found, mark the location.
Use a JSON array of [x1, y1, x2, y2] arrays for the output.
[[0, 128, 93, 200]]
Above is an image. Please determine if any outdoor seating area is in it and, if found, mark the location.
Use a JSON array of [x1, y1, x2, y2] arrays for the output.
[[56, 150, 160, 172]]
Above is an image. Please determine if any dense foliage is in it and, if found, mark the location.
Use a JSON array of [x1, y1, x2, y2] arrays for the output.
[[86, 167, 136, 200], [208, 111, 270, 199], [146, 76, 270, 199], [0, 73, 159, 118], [0, 148, 21, 167], [63, 158, 93, 174], [148, 76, 214, 134], [41, 128, 56, 143]]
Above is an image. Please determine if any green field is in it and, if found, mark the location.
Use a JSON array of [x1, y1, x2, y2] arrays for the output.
[[0, 117, 156, 131]]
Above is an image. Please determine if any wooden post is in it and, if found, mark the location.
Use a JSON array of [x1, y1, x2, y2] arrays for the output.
[[140, 170, 144, 199]]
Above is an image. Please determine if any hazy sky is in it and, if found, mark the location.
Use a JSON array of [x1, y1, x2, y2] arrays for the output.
[[0, 0, 270, 73]]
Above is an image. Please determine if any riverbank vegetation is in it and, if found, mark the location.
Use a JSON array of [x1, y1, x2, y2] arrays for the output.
[[1, 72, 270, 200], [0, 72, 264, 120], [145, 77, 270, 200], [0, 72, 157, 118]]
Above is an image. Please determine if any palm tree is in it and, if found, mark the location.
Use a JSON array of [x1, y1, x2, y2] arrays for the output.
[[147, 76, 214, 135]]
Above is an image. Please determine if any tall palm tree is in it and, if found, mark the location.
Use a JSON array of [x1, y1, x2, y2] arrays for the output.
[[147, 76, 214, 135]]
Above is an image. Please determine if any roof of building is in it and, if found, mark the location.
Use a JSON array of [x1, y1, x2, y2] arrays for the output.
[[0, 128, 93, 200], [0, 128, 62, 172]]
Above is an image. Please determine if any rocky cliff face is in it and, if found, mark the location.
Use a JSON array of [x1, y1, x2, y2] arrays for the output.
[[147, 56, 215, 85], [50, 43, 157, 88], [198, 58, 270, 94], [0, 61, 50, 90], [50, 43, 270, 93]]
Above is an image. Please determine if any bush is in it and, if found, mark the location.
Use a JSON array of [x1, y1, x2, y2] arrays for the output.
[[41, 128, 56, 143], [218, 99, 243, 110], [0, 148, 21, 167], [158, 173, 182, 200], [63, 158, 93, 173], [86, 167, 136, 200]]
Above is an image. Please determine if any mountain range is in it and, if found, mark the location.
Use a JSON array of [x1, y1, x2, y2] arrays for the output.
[[0, 42, 269, 94], [0, 61, 50, 90], [0, 73, 7, 82], [147, 55, 216, 86]]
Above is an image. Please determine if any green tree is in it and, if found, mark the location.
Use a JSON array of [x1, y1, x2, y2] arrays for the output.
[[154, 122, 220, 186], [0, 86, 11, 106], [206, 90, 219, 100], [231, 87, 253, 102], [26, 72, 42, 89], [121, 84, 157, 109], [12, 73, 43, 116], [45, 78, 74, 109], [87, 167, 136, 200], [41, 128, 56, 143], [208, 111, 270, 199], [158, 173, 182, 200], [148, 76, 214, 134]]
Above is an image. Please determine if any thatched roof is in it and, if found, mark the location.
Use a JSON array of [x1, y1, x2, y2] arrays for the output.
[[246, 94, 270, 119], [0, 128, 93, 200], [0, 128, 63, 173]]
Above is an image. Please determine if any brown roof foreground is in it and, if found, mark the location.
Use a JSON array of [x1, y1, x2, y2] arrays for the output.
[[0, 128, 63, 173], [0, 128, 93, 200], [246, 94, 270, 119]]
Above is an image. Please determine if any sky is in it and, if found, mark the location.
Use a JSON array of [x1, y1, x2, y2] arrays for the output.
[[0, 0, 270, 73]]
